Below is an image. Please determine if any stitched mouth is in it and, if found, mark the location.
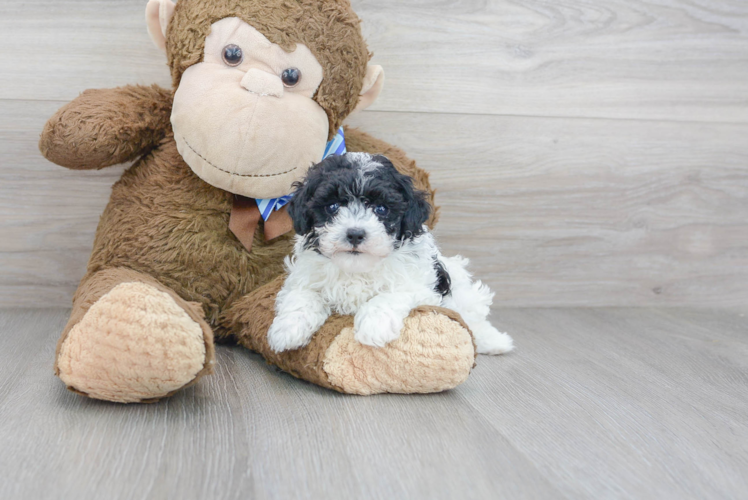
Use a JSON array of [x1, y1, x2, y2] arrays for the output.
[[178, 133, 300, 178]]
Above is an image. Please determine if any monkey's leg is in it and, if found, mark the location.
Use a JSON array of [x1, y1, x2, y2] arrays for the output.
[[55, 268, 215, 403], [223, 277, 476, 395]]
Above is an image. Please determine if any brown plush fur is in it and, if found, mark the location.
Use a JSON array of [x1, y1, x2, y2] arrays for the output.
[[82, 113, 293, 332], [167, 0, 370, 139], [57, 267, 215, 402], [40, 85, 173, 170], [39, 0, 474, 402], [225, 275, 345, 391], [44, 86, 437, 334], [40, 84, 455, 400]]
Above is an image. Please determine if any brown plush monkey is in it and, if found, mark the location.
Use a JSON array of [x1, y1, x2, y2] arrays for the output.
[[38, 0, 476, 403]]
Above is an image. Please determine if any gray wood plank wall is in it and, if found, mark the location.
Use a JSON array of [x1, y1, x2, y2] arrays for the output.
[[1, 0, 747, 308]]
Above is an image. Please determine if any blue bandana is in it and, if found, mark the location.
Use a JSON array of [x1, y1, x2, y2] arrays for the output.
[[255, 127, 347, 221]]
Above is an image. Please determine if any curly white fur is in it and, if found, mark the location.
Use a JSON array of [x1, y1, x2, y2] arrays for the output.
[[268, 231, 514, 355]]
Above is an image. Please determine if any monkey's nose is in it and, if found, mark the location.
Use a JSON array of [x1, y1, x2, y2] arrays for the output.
[[241, 68, 284, 98], [346, 228, 367, 247]]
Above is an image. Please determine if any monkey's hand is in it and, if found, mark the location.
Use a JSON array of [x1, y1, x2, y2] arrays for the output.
[[39, 84, 173, 170]]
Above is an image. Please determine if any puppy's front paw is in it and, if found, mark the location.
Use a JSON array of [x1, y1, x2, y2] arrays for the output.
[[267, 312, 321, 353], [354, 307, 406, 348]]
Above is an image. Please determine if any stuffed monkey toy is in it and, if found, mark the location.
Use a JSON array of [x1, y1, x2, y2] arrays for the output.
[[39, 0, 476, 403]]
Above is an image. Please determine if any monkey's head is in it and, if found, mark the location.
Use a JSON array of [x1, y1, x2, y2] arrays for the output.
[[146, 0, 384, 198]]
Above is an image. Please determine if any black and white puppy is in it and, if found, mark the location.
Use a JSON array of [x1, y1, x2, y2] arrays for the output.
[[267, 153, 514, 355]]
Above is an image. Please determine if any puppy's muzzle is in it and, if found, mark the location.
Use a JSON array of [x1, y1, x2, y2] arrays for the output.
[[346, 228, 367, 248]]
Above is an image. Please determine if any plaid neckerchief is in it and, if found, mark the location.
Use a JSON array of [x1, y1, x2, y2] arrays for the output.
[[255, 127, 347, 221]]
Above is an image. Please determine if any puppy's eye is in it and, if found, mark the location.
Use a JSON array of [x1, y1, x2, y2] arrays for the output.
[[373, 205, 389, 216], [325, 202, 340, 215], [281, 68, 301, 87], [222, 45, 243, 66]]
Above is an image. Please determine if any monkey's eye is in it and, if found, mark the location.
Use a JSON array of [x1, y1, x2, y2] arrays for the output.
[[222, 45, 244, 67], [325, 202, 340, 215], [373, 205, 389, 217], [281, 68, 301, 87]]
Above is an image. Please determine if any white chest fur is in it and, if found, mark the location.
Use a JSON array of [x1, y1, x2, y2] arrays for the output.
[[269, 230, 514, 355], [285, 234, 442, 315]]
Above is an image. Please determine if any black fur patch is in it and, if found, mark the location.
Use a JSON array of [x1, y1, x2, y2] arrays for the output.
[[433, 258, 452, 297], [287, 153, 432, 249]]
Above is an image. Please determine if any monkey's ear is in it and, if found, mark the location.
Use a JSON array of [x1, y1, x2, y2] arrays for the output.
[[353, 65, 385, 113], [146, 0, 176, 52]]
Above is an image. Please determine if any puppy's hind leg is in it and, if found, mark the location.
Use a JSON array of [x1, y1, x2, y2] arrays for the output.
[[440, 256, 514, 355], [470, 321, 514, 355]]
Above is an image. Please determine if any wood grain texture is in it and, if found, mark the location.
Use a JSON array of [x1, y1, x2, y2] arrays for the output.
[[3, 100, 746, 307], [346, 112, 748, 307], [1, 308, 746, 499], [353, 0, 748, 123], [1, 0, 747, 122], [1, 0, 747, 307], [0, 100, 124, 307], [465, 307, 748, 499], [0, 0, 172, 101]]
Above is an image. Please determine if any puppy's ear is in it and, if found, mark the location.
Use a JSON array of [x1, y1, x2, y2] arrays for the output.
[[288, 165, 324, 235], [396, 172, 432, 239], [287, 180, 314, 235]]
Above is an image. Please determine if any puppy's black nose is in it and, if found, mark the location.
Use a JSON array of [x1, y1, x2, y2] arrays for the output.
[[346, 228, 367, 247]]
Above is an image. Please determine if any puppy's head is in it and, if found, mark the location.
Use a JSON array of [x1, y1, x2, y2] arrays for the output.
[[288, 152, 431, 273]]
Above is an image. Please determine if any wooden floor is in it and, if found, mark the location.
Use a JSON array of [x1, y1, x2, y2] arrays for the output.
[[1, 308, 746, 499], [1, 2, 747, 497]]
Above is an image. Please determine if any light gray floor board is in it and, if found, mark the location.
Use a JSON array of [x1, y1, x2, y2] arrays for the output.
[[0, 309, 561, 500], [465, 308, 748, 499], [0, 309, 67, 406], [0, 308, 746, 500]]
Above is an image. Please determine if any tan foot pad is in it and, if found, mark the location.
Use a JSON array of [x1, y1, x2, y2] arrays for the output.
[[323, 310, 475, 395], [57, 282, 207, 403]]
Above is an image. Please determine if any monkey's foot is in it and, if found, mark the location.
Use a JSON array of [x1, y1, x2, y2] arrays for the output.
[[322, 307, 476, 394], [228, 277, 476, 395], [57, 282, 213, 403]]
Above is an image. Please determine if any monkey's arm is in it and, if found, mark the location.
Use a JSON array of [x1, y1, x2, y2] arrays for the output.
[[344, 126, 440, 229], [39, 85, 173, 170]]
